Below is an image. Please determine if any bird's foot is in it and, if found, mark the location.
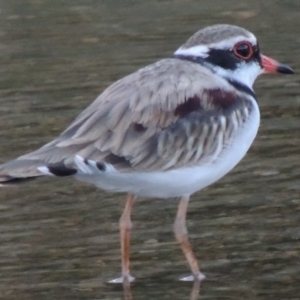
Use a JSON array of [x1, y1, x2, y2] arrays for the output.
[[109, 274, 135, 284], [180, 272, 205, 282]]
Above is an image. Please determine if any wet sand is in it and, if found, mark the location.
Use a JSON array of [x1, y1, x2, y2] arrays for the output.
[[0, 1, 300, 299]]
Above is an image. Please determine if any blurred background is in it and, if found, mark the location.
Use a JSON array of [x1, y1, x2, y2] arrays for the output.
[[0, 1, 299, 299]]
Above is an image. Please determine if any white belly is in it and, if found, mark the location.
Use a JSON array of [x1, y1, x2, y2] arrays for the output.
[[76, 102, 260, 198]]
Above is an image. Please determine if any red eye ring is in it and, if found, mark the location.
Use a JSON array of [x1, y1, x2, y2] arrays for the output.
[[233, 41, 254, 60]]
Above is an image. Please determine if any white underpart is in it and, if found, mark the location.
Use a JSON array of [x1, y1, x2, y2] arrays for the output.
[[75, 98, 260, 198]]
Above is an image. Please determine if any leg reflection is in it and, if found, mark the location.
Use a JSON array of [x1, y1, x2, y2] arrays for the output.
[[121, 279, 201, 300], [190, 279, 201, 300], [122, 277, 132, 300]]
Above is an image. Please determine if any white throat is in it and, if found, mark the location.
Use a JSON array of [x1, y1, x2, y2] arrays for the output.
[[208, 61, 263, 89]]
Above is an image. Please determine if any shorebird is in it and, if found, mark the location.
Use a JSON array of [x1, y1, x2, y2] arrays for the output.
[[0, 24, 293, 283]]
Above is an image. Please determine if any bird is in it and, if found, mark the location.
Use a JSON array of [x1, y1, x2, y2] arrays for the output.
[[0, 24, 293, 283]]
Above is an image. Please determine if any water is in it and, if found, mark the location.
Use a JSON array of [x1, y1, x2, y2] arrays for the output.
[[0, 0, 300, 299]]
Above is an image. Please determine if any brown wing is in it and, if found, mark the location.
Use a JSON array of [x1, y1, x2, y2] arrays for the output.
[[0, 58, 253, 182], [133, 98, 253, 171]]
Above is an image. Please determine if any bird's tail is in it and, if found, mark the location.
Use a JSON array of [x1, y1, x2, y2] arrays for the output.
[[0, 157, 46, 186], [0, 140, 79, 186]]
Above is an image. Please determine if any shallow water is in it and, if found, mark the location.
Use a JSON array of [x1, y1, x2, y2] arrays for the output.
[[0, 0, 300, 299]]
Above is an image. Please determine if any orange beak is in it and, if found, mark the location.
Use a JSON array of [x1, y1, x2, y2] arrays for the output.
[[261, 55, 294, 74]]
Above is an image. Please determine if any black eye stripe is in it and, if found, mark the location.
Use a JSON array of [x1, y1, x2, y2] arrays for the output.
[[172, 41, 261, 71], [205, 48, 240, 70]]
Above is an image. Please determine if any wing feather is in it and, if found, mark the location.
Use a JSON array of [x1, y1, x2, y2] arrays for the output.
[[0, 57, 255, 181]]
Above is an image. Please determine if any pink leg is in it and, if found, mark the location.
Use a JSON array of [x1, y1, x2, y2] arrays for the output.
[[174, 196, 205, 281], [109, 193, 135, 283], [120, 193, 135, 279]]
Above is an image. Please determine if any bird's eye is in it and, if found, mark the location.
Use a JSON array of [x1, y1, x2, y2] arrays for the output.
[[233, 42, 254, 60]]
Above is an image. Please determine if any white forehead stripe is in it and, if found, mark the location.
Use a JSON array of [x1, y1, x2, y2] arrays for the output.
[[174, 45, 210, 57], [174, 34, 257, 57]]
